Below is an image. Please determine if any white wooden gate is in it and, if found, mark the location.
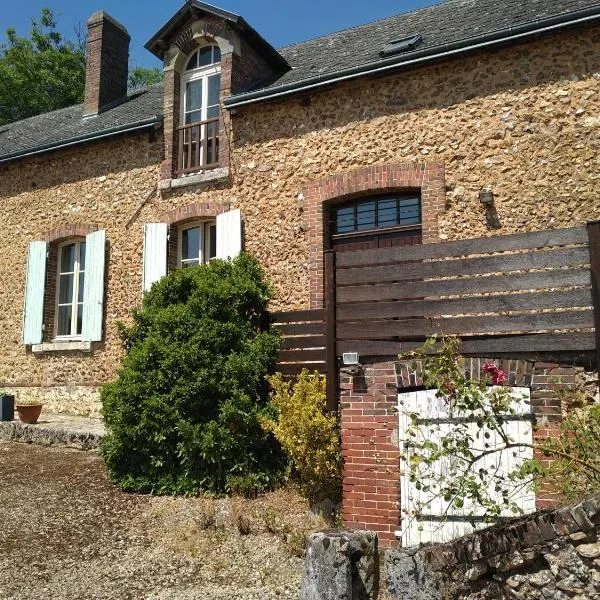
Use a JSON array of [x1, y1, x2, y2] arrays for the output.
[[398, 388, 536, 547]]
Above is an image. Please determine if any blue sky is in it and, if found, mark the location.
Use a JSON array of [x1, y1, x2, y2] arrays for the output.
[[2, 1, 440, 69]]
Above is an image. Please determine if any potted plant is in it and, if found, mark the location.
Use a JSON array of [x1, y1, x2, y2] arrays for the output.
[[15, 398, 44, 424]]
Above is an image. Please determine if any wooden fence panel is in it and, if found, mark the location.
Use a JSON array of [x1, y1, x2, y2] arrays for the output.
[[334, 224, 596, 357]]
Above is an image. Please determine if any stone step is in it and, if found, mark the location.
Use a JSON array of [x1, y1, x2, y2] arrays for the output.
[[0, 413, 105, 450]]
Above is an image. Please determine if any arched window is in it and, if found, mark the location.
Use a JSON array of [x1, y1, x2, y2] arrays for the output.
[[179, 45, 221, 173]]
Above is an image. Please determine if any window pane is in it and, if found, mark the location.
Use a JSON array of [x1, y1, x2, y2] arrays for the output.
[[186, 52, 197, 71], [185, 110, 203, 125], [198, 46, 213, 67], [207, 74, 220, 107], [78, 272, 85, 303], [208, 223, 217, 260], [399, 197, 421, 225], [356, 202, 376, 230], [213, 46, 221, 63], [336, 206, 355, 234], [206, 105, 220, 120], [378, 198, 398, 228], [76, 303, 83, 336], [79, 242, 86, 270], [60, 243, 76, 273], [182, 227, 200, 261], [186, 80, 202, 112], [59, 273, 74, 304], [57, 305, 73, 337]]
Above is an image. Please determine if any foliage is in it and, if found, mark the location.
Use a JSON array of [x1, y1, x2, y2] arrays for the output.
[[540, 391, 600, 498], [101, 254, 286, 495], [263, 370, 342, 503], [401, 335, 600, 527], [0, 9, 86, 125], [128, 66, 163, 90]]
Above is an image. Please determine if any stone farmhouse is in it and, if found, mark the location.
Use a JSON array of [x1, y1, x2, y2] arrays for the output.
[[1, 0, 600, 546]]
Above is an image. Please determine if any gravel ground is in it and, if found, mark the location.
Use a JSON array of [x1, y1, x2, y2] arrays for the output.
[[0, 442, 320, 600]]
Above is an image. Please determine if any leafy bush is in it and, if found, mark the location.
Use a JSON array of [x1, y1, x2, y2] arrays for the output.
[[263, 370, 342, 503], [101, 253, 285, 495]]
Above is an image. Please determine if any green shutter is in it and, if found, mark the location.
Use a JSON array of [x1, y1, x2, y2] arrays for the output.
[[22, 241, 48, 345], [81, 230, 106, 342]]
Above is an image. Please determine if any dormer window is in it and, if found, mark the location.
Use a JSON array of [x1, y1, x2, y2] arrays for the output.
[[178, 45, 221, 175]]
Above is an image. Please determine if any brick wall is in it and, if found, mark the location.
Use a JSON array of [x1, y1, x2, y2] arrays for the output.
[[341, 357, 585, 548]]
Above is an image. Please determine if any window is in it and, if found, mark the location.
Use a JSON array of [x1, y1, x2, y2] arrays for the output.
[[22, 230, 107, 346], [178, 221, 217, 267], [333, 194, 421, 235], [179, 45, 221, 174], [56, 240, 85, 338]]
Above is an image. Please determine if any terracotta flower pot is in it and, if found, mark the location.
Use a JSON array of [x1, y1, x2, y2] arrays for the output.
[[15, 404, 43, 424]]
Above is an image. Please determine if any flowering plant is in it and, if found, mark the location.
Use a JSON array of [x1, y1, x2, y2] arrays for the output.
[[482, 361, 508, 385]]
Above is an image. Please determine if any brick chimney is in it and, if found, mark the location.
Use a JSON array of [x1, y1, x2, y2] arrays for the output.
[[83, 11, 130, 116]]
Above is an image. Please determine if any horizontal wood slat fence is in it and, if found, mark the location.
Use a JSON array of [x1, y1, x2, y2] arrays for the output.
[[270, 309, 326, 377], [271, 223, 600, 409], [333, 223, 600, 359]]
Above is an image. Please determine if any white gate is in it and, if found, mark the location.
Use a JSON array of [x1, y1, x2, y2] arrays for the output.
[[398, 388, 536, 547]]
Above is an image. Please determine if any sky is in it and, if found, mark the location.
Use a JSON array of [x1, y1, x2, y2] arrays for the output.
[[2, 0, 440, 69]]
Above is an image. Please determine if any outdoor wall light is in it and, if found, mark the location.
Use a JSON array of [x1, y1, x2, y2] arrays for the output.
[[342, 352, 362, 374], [479, 188, 494, 206]]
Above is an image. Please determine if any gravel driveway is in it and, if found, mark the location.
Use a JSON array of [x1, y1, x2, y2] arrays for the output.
[[0, 442, 310, 600]]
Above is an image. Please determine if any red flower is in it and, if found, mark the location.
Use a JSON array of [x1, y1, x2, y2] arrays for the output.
[[482, 362, 507, 385]]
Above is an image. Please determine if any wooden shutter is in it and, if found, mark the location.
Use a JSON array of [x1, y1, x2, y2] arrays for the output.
[[216, 209, 242, 260], [22, 241, 48, 345], [143, 223, 168, 292], [81, 230, 106, 342]]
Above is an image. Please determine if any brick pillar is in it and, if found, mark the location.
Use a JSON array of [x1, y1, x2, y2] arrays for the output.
[[340, 361, 401, 548], [83, 12, 130, 116]]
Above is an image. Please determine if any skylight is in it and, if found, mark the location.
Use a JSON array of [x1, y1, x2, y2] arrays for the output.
[[380, 34, 423, 58]]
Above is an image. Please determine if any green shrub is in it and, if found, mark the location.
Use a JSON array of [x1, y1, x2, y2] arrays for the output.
[[263, 370, 342, 503], [101, 253, 285, 495]]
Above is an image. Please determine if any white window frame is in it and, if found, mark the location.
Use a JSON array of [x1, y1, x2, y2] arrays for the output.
[[181, 46, 221, 126], [54, 239, 85, 340], [178, 221, 217, 268]]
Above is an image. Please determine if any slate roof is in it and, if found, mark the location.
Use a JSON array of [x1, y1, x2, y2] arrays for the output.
[[227, 0, 600, 104], [0, 85, 163, 163], [2, 0, 600, 161]]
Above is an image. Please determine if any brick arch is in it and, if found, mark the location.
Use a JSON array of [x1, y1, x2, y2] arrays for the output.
[[162, 201, 230, 225], [303, 163, 446, 308], [41, 223, 97, 243]]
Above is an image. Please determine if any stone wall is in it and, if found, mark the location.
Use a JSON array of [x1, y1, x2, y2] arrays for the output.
[[0, 23, 599, 414], [384, 495, 600, 599]]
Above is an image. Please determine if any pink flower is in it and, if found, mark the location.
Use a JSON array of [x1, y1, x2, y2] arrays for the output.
[[482, 362, 507, 385]]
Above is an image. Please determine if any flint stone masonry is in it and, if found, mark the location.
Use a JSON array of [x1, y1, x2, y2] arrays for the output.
[[300, 529, 378, 600], [384, 494, 600, 599], [2, 24, 600, 413]]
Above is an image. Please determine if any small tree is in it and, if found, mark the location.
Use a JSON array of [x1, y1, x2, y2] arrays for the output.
[[101, 254, 286, 495], [263, 371, 342, 503]]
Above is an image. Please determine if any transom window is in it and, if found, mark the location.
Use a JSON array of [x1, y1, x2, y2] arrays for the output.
[[179, 45, 221, 173], [333, 194, 421, 235], [179, 222, 217, 267], [56, 240, 85, 338]]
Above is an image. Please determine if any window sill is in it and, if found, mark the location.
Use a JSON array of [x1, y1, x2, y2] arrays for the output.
[[159, 167, 229, 191], [31, 341, 92, 353]]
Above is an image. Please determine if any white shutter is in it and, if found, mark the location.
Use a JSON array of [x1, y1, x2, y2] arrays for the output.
[[81, 230, 106, 342], [143, 223, 168, 292], [22, 241, 48, 345], [398, 387, 535, 547], [216, 209, 242, 260]]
